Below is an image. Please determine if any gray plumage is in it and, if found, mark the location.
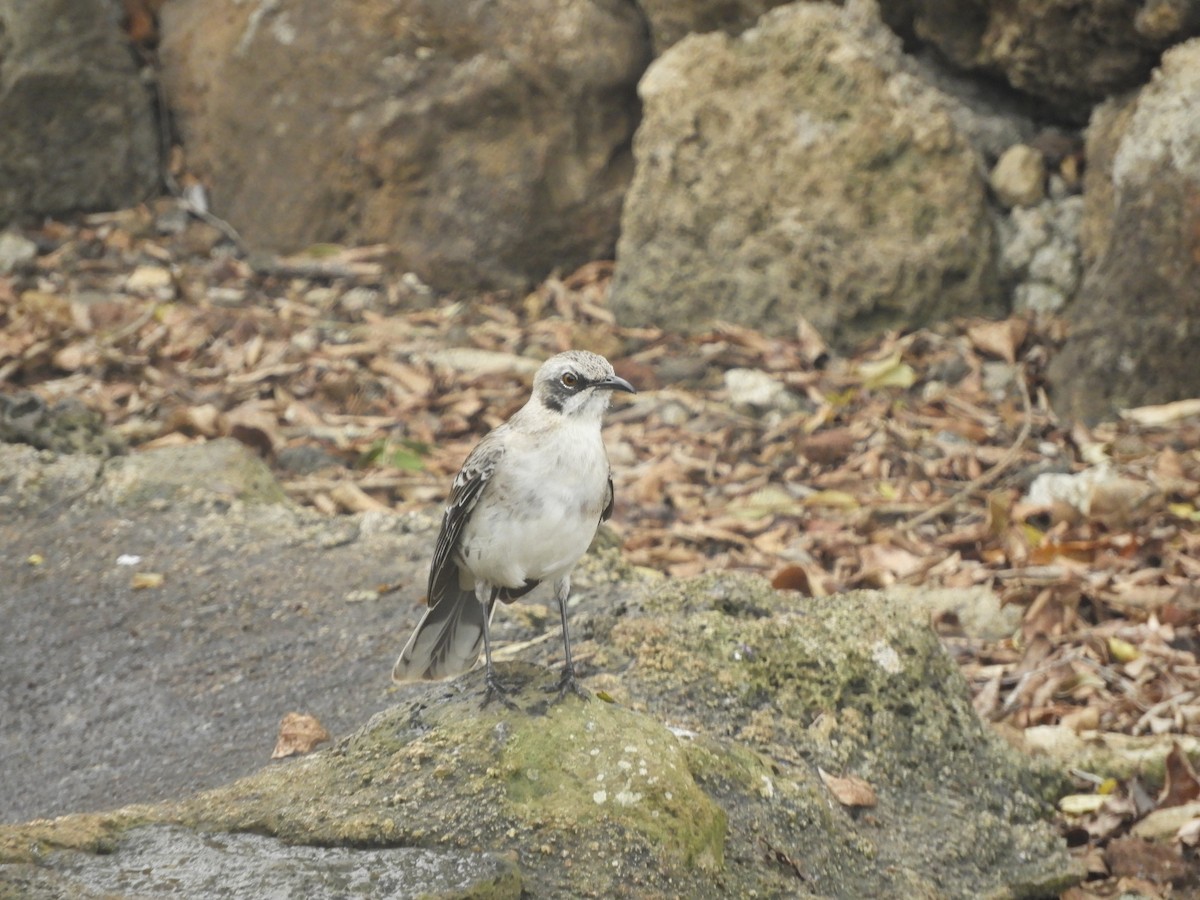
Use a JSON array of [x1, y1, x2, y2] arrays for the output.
[[392, 350, 635, 703]]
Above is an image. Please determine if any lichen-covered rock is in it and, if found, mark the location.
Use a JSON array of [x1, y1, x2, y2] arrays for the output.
[[0, 444, 1079, 897], [595, 574, 1075, 896], [610, 2, 1002, 350], [0, 393, 125, 458], [0, 573, 1080, 898], [1047, 38, 1200, 423], [96, 438, 286, 506], [1, 669, 730, 896], [997, 193, 1085, 315]]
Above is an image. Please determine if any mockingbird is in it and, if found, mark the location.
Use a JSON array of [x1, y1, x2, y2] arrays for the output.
[[392, 350, 635, 706]]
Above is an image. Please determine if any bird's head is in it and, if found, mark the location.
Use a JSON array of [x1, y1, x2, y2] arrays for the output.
[[532, 350, 636, 418]]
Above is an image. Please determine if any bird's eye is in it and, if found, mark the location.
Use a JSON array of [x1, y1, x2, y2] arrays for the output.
[[561, 372, 579, 388]]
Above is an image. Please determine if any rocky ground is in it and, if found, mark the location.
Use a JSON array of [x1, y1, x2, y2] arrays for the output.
[[2, 206, 1200, 895]]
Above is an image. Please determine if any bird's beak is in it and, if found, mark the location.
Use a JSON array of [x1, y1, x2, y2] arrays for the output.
[[596, 374, 636, 394]]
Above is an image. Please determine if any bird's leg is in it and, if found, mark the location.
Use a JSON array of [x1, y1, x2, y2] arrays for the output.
[[548, 576, 590, 702], [479, 586, 519, 709]]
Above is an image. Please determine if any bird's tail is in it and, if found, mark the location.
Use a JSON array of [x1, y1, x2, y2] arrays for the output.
[[392, 586, 488, 682]]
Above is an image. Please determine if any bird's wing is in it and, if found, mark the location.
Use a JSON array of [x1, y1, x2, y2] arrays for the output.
[[392, 437, 504, 683], [427, 437, 504, 602], [600, 471, 615, 523]]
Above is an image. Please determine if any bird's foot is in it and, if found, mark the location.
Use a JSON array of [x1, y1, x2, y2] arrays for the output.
[[547, 665, 590, 703], [482, 671, 520, 710]]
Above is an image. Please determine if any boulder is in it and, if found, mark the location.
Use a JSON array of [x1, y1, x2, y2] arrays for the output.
[[1047, 39, 1200, 423], [0, 0, 159, 221], [879, 0, 1200, 122], [636, 0, 792, 54], [610, 2, 1002, 350], [158, 0, 650, 292], [0, 438, 1079, 897]]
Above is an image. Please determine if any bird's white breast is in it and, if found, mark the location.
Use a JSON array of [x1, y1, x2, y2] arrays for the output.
[[457, 416, 610, 588]]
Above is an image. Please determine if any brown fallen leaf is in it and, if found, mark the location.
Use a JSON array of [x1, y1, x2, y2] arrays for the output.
[[271, 712, 331, 760], [1159, 742, 1200, 808], [800, 427, 858, 465], [967, 318, 1028, 365], [224, 402, 283, 456], [818, 768, 877, 808], [772, 565, 813, 594]]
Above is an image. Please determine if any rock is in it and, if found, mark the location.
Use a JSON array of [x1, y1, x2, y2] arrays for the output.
[[29, 827, 524, 899], [1047, 39, 1200, 423], [158, 0, 650, 293], [636, 0, 792, 54], [997, 195, 1084, 314], [97, 438, 288, 506], [0, 393, 126, 458], [1136, 0, 1200, 42], [0, 439, 434, 823], [1025, 464, 1163, 528], [0, 443, 104, 517], [0, 231, 37, 273], [0, 0, 159, 220], [1013, 281, 1068, 315], [990, 144, 1046, 208], [878, 0, 1200, 122], [604, 575, 1072, 815], [1076, 95, 1138, 269], [274, 443, 343, 475], [0, 444, 1080, 896], [610, 2, 1002, 350], [0, 580, 1079, 897], [907, 51, 1040, 162], [723, 368, 797, 415], [885, 584, 1023, 642]]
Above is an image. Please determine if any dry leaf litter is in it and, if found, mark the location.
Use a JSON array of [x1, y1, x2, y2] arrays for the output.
[[3, 202, 1200, 895]]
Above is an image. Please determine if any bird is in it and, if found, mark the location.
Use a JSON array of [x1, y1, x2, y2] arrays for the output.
[[392, 350, 635, 706]]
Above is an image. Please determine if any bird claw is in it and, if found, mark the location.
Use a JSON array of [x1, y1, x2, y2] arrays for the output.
[[546, 665, 590, 703], [482, 672, 520, 710]]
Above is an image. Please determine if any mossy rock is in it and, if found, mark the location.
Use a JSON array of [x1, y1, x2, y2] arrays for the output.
[[0, 574, 1081, 898]]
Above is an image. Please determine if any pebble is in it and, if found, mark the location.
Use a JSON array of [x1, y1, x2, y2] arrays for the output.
[[724, 368, 797, 413], [0, 230, 37, 273], [990, 144, 1046, 209]]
